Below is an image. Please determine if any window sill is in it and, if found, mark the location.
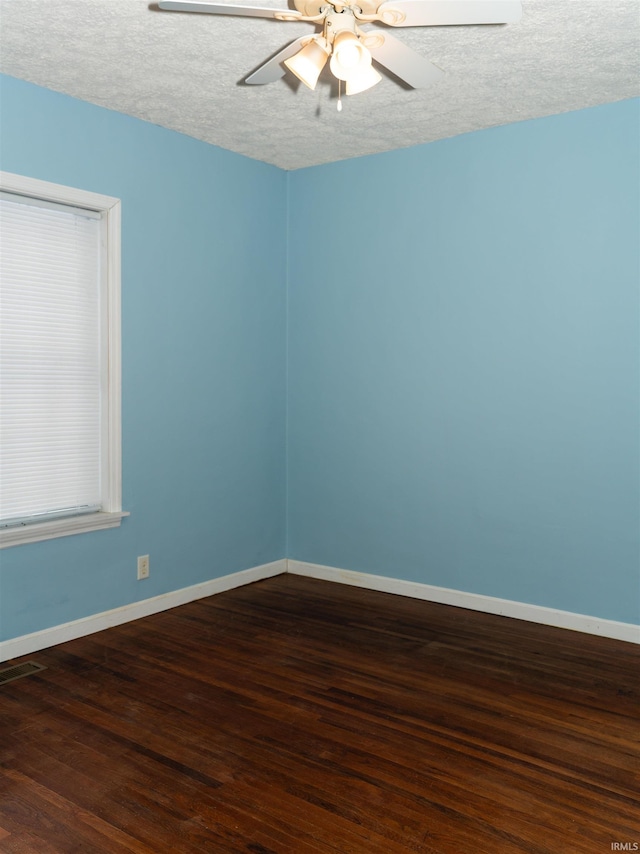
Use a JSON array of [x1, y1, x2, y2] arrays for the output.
[[0, 511, 130, 549]]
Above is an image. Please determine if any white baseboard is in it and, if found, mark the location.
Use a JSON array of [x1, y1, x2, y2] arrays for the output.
[[4, 556, 637, 661], [287, 559, 640, 645], [0, 559, 287, 663]]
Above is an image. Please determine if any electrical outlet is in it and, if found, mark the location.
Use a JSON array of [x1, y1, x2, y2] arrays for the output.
[[137, 555, 150, 580]]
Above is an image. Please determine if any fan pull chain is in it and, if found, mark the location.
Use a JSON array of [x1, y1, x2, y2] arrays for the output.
[[337, 79, 342, 112]]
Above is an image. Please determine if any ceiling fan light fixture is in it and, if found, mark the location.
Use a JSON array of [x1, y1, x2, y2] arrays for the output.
[[160, 0, 525, 106], [284, 37, 330, 90], [329, 30, 372, 82], [345, 64, 382, 95]]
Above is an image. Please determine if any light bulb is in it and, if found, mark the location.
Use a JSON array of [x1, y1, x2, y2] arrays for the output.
[[336, 43, 360, 70], [329, 31, 371, 82]]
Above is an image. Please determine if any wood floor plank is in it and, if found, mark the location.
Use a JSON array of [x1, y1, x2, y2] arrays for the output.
[[1, 574, 638, 853]]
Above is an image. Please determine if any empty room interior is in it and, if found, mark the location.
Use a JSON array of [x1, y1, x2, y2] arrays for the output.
[[0, 0, 638, 851]]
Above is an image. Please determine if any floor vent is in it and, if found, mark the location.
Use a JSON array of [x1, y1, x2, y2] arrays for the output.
[[0, 661, 47, 686]]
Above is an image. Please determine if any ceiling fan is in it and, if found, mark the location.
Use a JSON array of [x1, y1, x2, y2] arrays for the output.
[[157, 0, 522, 102]]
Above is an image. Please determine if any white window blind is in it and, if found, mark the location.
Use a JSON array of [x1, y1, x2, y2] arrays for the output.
[[0, 194, 102, 524], [0, 172, 124, 548], [0, 192, 104, 526]]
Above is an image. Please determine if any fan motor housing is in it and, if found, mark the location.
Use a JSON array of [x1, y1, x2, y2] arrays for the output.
[[293, 0, 382, 17]]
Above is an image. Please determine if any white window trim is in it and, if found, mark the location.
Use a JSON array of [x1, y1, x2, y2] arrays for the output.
[[0, 171, 128, 548]]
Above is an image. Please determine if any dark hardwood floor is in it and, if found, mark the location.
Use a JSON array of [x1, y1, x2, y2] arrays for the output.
[[0, 574, 638, 853]]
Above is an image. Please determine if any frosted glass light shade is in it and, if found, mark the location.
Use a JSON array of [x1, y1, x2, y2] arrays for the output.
[[329, 31, 371, 81], [284, 38, 330, 90], [345, 64, 382, 95]]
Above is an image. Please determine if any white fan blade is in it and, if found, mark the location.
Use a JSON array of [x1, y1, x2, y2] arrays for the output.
[[367, 32, 443, 87], [245, 36, 310, 84], [158, 1, 302, 20], [377, 0, 522, 27]]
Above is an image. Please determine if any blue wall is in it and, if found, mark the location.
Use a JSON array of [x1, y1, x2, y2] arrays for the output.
[[1, 76, 638, 639], [287, 100, 640, 624], [0, 75, 288, 641]]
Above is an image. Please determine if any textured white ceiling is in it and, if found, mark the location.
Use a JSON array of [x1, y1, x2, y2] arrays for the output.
[[0, 0, 638, 170]]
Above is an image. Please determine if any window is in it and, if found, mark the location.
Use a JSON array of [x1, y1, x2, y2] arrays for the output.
[[0, 172, 127, 547]]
